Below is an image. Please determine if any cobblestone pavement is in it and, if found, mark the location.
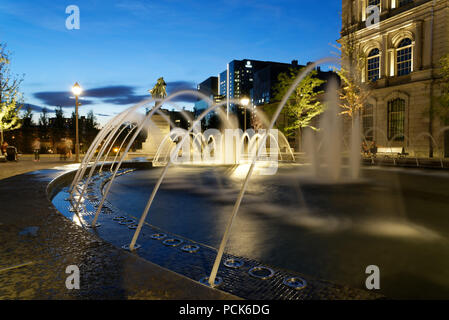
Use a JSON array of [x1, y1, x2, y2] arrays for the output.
[[0, 156, 77, 180], [0, 166, 239, 300]]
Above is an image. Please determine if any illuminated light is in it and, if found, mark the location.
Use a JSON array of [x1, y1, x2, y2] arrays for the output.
[[113, 147, 119, 153], [72, 82, 82, 96], [240, 98, 250, 106], [360, 220, 441, 240], [231, 161, 279, 179]]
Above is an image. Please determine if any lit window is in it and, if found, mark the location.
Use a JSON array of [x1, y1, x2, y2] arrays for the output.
[[397, 38, 412, 76], [367, 48, 380, 82], [387, 98, 405, 141]]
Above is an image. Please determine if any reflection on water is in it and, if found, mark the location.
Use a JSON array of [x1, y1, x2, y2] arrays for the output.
[[106, 165, 449, 299]]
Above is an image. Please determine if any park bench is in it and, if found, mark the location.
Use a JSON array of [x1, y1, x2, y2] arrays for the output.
[[376, 147, 409, 158]]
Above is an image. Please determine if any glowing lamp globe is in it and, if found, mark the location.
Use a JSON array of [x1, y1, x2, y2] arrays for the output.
[[72, 82, 82, 96]]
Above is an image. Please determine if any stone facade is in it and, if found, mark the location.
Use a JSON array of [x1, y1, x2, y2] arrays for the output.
[[140, 114, 171, 157], [341, 0, 449, 157]]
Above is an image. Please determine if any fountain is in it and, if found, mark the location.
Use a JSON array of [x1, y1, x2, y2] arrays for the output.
[[48, 58, 449, 299]]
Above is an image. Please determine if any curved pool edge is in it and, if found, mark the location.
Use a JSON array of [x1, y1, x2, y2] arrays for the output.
[[48, 161, 385, 300]]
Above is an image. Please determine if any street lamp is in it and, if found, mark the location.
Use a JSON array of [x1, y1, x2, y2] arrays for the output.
[[240, 98, 250, 132], [72, 82, 82, 162]]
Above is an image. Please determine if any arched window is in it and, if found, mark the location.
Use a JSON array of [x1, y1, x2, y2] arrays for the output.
[[387, 98, 405, 141], [367, 48, 380, 82], [397, 38, 413, 76]]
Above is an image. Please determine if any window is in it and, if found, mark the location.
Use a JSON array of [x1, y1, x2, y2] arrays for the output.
[[387, 98, 405, 141], [368, 0, 381, 8], [363, 104, 374, 141], [367, 48, 380, 82], [397, 38, 412, 76], [363, 0, 381, 22]]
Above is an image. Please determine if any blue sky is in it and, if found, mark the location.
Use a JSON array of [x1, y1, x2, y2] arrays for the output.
[[0, 0, 342, 125]]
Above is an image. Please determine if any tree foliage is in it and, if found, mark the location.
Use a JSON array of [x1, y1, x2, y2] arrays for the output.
[[0, 43, 24, 143], [336, 34, 371, 118], [272, 68, 325, 135], [53, 106, 65, 129], [86, 110, 98, 131], [21, 105, 34, 128], [39, 107, 49, 127]]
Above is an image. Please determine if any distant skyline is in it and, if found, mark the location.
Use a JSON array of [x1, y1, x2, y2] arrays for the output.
[[0, 0, 342, 125]]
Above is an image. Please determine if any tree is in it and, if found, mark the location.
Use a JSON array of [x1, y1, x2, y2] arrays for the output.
[[86, 110, 98, 130], [206, 112, 221, 130], [81, 110, 99, 153], [53, 106, 65, 129], [336, 34, 371, 121], [272, 68, 326, 136], [21, 105, 34, 128], [0, 43, 24, 144], [50, 106, 66, 146], [19, 106, 35, 153], [70, 111, 76, 131], [39, 107, 49, 128]]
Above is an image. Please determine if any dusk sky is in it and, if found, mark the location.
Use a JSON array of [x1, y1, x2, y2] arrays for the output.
[[0, 0, 341, 125]]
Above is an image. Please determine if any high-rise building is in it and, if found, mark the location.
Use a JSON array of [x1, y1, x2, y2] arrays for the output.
[[197, 76, 218, 97], [219, 59, 306, 128], [219, 59, 295, 104], [341, 0, 449, 157], [194, 76, 218, 116], [252, 60, 302, 106]]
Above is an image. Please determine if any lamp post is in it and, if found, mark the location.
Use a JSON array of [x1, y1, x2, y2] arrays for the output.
[[72, 82, 82, 162], [240, 98, 250, 132]]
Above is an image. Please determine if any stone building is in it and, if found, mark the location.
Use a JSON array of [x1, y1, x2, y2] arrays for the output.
[[341, 0, 449, 157]]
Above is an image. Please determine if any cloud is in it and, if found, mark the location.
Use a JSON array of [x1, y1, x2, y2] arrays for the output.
[[83, 86, 136, 98], [33, 91, 94, 107], [33, 82, 198, 108], [22, 103, 46, 113], [102, 95, 149, 105]]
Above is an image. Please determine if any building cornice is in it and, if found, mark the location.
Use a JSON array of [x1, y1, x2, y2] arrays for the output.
[[341, 0, 447, 39]]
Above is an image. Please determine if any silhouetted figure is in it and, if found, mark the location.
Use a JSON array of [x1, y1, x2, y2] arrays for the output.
[[32, 138, 41, 161], [370, 140, 378, 157], [1, 141, 8, 155], [362, 141, 369, 156], [57, 138, 67, 160], [65, 138, 73, 159]]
